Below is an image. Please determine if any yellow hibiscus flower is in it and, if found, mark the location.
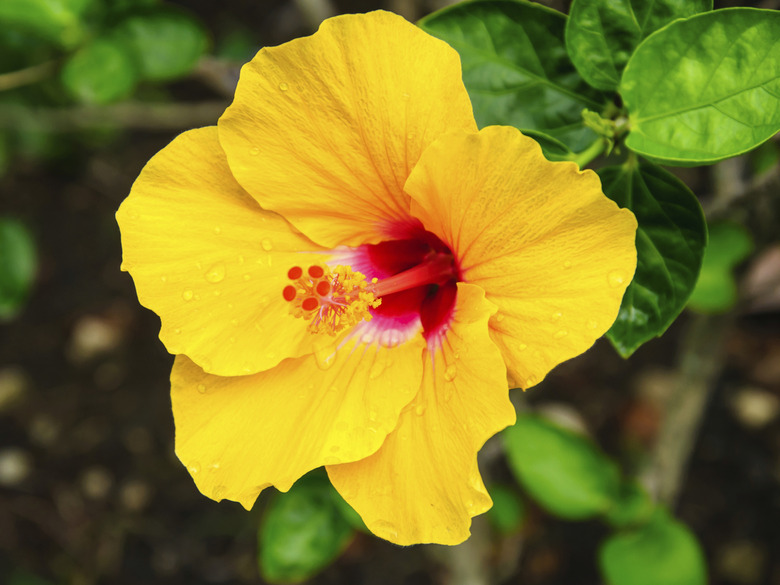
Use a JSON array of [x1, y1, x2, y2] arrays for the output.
[[116, 10, 637, 545]]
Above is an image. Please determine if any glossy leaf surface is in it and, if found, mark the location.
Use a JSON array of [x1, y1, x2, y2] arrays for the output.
[[504, 414, 620, 520], [259, 473, 353, 584], [621, 8, 780, 164], [419, 0, 603, 151], [600, 509, 707, 585], [566, 0, 711, 90], [600, 162, 706, 357], [0, 218, 37, 320], [0, 0, 91, 47], [687, 221, 753, 313]]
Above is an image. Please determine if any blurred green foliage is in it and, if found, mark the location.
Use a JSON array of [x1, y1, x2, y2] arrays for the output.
[[0, 218, 37, 320]]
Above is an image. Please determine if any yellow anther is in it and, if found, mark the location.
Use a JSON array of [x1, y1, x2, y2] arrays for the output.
[[282, 264, 381, 336]]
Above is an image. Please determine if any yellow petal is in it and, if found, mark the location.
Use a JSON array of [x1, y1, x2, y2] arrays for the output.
[[171, 333, 426, 509], [327, 283, 515, 545], [406, 126, 638, 388], [218, 10, 477, 248], [116, 126, 332, 376]]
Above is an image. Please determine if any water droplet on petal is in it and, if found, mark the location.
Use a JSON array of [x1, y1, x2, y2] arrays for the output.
[[375, 520, 399, 539], [414, 404, 426, 416], [526, 376, 538, 387], [554, 329, 568, 339], [495, 313, 505, 322], [197, 384, 207, 394], [369, 360, 386, 380], [563, 260, 572, 268], [552, 311, 562, 321], [160, 275, 167, 283], [250, 147, 259, 155], [313, 342, 337, 370], [187, 462, 201, 475], [444, 364, 457, 382], [205, 263, 225, 283], [608, 271, 625, 288], [329, 445, 340, 453], [261, 238, 273, 251], [587, 319, 599, 330], [243, 273, 251, 281], [279, 82, 289, 91], [518, 343, 528, 351], [182, 289, 194, 301], [213, 226, 221, 234]]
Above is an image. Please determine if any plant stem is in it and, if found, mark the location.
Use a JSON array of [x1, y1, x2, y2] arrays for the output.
[[570, 139, 606, 169], [0, 61, 56, 92]]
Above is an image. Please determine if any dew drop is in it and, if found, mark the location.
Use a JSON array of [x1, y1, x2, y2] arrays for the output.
[[329, 445, 340, 453], [360, 331, 375, 345], [160, 275, 168, 283], [552, 311, 562, 321], [182, 289, 194, 301], [250, 147, 260, 155], [587, 319, 599, 330], [213, 226, 221, 234], [608, 271, 625, 288], [313, 342, 337, 370], [231, 318, 239, 326], [518, 343, 528, 351], [197, 383, 207, 394], [209, 462, 221, 469], [375, 520, 399, 539], [368, 410, 378, 422], [261, 238, 273, 251], [205, 263, 225, 283], [526, 376, 538, 387], [369, 360, 386, 380], [495, 313, 505, 322], [401, 92, 410, 100], [444, 364, 457, 382], [563, 260, 572, 268], [243, 273, 251, 281], [187, 463, 201, 475], [237, 255, 245, 264], [174, 328, 181, 334], [553, 329, 568, 339], [279, 82, 289, 91], [414, 404, 426, 416]]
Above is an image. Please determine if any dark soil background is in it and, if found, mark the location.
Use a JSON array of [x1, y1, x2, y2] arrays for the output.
[[1, 1, 779, 584]]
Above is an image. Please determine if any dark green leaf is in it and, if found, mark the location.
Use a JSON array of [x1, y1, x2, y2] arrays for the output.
[[600, 508, 707, 585], [566, 0, 711, 91], [115, 8, 208, 81], [419, 0, 604, 151], [259, 474, 353, 584], [605, 480, 655, 529], [750, 140, 780, 177], [0, 218, 37, 320], [521, 129, 575, 162], [687, 221, 753, 314], [487, 483, 525, 534], [330, 486, 369, 533], [503, 414, 620, 520], [0, 0, 91, 47], [621, 8, 780, 165], [61, 37, 139, 104], [600, 161, 706, 357]]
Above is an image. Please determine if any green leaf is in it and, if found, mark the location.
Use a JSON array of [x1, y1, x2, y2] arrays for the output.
[[114, 8, 208, 81], [621, 8, 780, 165], [687, 221, 753, 314], [600, 508, 707, 585], [419, 0, 604, 151], [0, 0, 92, 47], [0, 218, 37, 320], [259, 474, 353, 584], [605, 480, 655, 529], [487, 483, 526, 534], [521, 129, 575, 162], [61, 36, 139, 104], [566, 0, 711, 91], [600, 161, 706, 357], [503, 414, 620, 520]]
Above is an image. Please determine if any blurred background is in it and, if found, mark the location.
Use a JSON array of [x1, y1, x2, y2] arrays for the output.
[[1, 0, 779, 584]]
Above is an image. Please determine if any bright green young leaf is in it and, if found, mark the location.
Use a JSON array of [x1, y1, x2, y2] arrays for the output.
[[687, 221, 753, 314], [0, 0, 92, 47], [566, 0, 711, 91], [0, 218, 37, 320], [419, 0, 604, 151], [487, 483, 526, 534], [621, 8, 780, 165], [605, 480, 655, 529], [259, 473, 353, 584], [521, 129, 575, 162], [600, 161, 706, 357], [600, 508, 707, 585], [61, 37, 139, 104], [115, 8, 208, 81], [503, 414, 620, 520]]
